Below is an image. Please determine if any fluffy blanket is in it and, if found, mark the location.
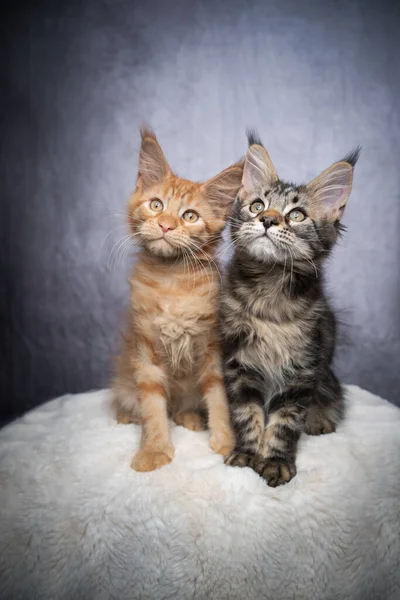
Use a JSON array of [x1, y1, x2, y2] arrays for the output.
[[0, 385, 399, 600]]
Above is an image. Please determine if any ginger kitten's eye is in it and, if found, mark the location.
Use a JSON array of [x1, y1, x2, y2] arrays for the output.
[[250, 199, 265, 214], [288, 209, 306, 222], [182, 210, 199, 223], [149, 199, 164, 212]]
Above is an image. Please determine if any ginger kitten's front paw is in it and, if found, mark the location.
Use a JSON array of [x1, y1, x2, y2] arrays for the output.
[[130, 447, 174, 472], [116, 406, 140, 425], [210, 428, 235, 457], [174, 410, 206, 432], [117, 413, 140, 425], [252, 456, 297, 487]]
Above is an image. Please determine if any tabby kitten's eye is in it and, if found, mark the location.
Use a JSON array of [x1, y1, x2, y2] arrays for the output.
[[182, 210, 199, 223], [249, 199, 265, 214], [288, 209, 306, 222], [149, 199, 164, 212]]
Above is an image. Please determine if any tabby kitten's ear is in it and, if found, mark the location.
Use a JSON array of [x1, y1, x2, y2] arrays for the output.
[[306, 149, 360, 222], [137, 128, 171, 190], [201, 162, 244, 217], [242, 144, 279, 191]]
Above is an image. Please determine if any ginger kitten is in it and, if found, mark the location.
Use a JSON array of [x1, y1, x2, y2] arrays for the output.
[[114, 129, 243, 472], [222, 132, 359, 486]]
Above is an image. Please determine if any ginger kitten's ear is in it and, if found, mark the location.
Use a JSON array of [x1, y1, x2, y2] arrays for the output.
[[242, 144, 278, 191], [306, 148, 360, 222], [137, 128, 171, 190], [201, 162, 244, 217]]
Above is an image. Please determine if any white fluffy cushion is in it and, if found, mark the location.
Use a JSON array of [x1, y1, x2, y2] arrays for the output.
[[0, 385, 399, 600]]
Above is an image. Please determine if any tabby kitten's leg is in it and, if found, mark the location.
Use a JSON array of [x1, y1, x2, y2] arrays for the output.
[[305, 369, 345, 435], [223, 362, 265, 467], [200, 344, 235, 457], [252, 389, 310, 487], [130, 353, 174, 472]]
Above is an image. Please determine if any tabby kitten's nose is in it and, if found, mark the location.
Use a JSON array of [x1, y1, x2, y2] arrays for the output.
[[159, 222, 175, 233], [261, 215, 279, 229]]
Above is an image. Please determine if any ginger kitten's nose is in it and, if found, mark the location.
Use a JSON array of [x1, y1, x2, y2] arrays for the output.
[[159, 222, 175, 233]]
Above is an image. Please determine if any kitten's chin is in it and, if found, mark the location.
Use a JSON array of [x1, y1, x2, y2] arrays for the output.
[[242, 235, 278, 263], [243, 236, 314, 267], [145, 238, 179, 258]]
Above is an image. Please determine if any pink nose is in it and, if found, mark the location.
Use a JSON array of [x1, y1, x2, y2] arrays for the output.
[[159, 223, 174, 234]]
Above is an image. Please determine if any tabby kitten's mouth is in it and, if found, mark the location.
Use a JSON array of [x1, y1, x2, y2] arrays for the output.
[[259, 230, 277, 246]]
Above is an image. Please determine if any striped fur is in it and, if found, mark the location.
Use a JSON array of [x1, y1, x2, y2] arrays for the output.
[[222, 135, 358, 486], [114, 129, 243, 472]]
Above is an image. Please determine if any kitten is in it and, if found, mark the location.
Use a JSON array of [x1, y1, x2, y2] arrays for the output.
[[113, 129, 243, 472], [221, 132, 359, 486]]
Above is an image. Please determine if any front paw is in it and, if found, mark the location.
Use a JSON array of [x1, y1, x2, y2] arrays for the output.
[[210, 428, 235, 457], [224, 451, 254, 467], [131, 447, 174, 472], [304, 414, 336, 436], [252, 456, 297, 487], [174, 410, 206, 432], [117, 412, 140, 425]]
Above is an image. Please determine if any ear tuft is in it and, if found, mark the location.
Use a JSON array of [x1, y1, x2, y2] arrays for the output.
[[246, 128, 263, 147], [306, 159, 355, 222], [341, 146, 361, 168], [242, 144, 278, 191], [201, 162, 244, 218], [137, 127, 171, 189], [140, 125, 157, 142]]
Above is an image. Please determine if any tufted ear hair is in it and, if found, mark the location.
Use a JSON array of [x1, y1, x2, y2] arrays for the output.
[[242, 144, 278, 191], [136, 127, 171, 190], [306, 149, 360, 222], [201, 162, 244, 217]]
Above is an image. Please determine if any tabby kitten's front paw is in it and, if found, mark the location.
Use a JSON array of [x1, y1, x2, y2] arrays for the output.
[[224, 451, 254, 467], [304, 413, 336, 436], [130, 446, 174, 472], [252, 456, 297, 487]]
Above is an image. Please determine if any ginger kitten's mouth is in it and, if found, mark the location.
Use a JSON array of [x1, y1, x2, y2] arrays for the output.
[[146, 236, 179, 255], [149, 236, 172, 245]]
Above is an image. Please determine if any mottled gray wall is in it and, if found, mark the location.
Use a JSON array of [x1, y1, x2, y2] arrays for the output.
[[1, 0, 399, 421]]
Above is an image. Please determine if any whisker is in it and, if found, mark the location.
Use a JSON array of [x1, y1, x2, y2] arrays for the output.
[[108, 235, 132, 272], [100, 225, 130, 251]]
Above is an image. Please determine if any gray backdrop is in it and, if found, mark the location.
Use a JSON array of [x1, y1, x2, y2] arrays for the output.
[[2, 0, 400, 422]]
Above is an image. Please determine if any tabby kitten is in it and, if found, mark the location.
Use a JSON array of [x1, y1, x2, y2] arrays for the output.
[[113, 129, 243, 472], [222, 133, 359, 486]]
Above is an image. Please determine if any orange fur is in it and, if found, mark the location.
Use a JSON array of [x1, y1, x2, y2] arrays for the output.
[[113, 129, 242, 471]]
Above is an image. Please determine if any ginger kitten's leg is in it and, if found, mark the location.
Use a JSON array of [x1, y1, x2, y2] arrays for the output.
[[129, 347, 174, 472], [170, 380, 206, 431], [113, 390, 141, 424], [113, 350, 141, 424], [132, 386, 173, 472], [200, 344, 235, 457]]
